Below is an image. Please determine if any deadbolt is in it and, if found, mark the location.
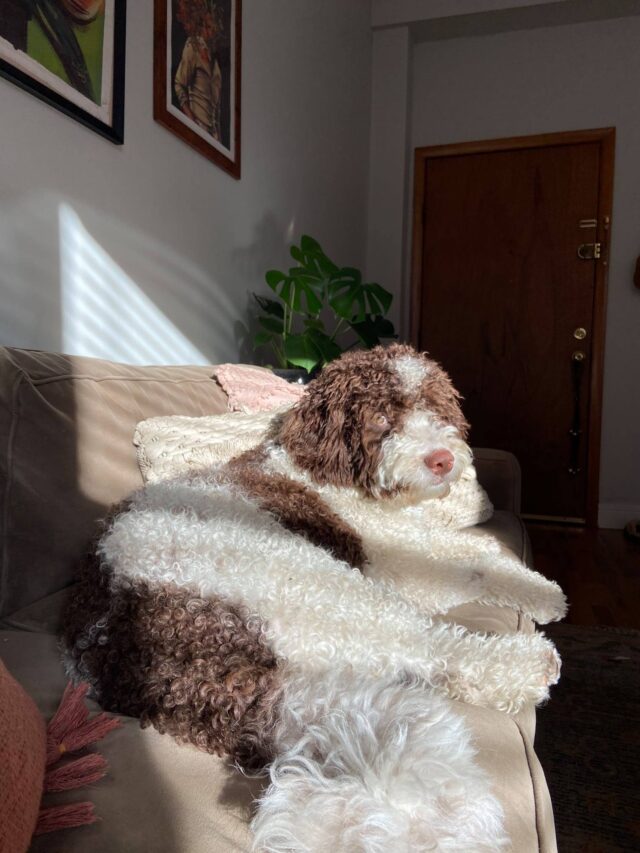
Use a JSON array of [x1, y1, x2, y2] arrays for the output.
[[577, 243, 601, 260], [573, 327, 587, 340], [572, 350, 586, 362]]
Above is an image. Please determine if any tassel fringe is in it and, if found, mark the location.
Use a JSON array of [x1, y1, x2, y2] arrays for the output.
[[34, 803, 97, 836], [44, 753, 109, 792], [34, 681, 120, 837], [46, 681, 120, 765]]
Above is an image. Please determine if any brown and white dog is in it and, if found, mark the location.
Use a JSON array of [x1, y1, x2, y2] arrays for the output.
[[63, 344, 565, 852]]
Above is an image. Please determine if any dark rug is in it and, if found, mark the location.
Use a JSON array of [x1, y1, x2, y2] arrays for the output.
[[534, 623, 640, 853]]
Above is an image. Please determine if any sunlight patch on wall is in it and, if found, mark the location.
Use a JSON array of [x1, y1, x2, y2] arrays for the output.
[[59, 204, 208, 364]]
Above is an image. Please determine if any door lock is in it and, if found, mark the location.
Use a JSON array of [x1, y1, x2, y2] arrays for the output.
[[573, 327, 587, 340], [577, 243, 601, 260]]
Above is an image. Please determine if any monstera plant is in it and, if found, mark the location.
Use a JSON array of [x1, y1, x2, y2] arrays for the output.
[[252, 235, 397, 375]]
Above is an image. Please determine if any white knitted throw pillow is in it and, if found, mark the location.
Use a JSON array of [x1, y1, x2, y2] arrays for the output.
[[134, 409, 280, 485]]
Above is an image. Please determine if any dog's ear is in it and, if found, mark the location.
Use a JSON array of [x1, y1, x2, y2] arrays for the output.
[[277, 348, 406, 492], [278, 374, 357, 488], [420, 359, 470, 439]]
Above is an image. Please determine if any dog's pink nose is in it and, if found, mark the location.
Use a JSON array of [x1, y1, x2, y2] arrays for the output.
[[424, 449, 454, 476]]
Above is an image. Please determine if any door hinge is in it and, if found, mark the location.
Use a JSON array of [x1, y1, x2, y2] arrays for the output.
[[577, 242, 602, 260]]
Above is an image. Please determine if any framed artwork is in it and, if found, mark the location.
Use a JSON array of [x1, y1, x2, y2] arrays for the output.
[[0, 0, 126, 144], [154, 0, 241, 179]]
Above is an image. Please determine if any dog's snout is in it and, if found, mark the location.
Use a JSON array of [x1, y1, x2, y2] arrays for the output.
[[424, 449, 454, 476]]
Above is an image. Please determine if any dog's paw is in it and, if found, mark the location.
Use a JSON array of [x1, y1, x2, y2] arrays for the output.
[[542, 643, 561, 686], [517, 638, 561, 709], [481, 634, 562, 714], [522, 581, 568, 625]]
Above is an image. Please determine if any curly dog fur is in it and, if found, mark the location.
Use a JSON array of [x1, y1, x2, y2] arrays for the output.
[[63, 344, 565, 851]]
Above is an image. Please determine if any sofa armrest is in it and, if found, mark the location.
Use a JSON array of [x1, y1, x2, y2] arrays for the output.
[[472, 448, 522, 514]]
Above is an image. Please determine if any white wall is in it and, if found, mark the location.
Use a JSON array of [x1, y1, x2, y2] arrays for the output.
[[0, 0, 372, 365], [409, 15, 640, 522], [365, 25, 410, 331]]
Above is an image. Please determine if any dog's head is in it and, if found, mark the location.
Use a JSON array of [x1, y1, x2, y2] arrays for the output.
[[277, 344, 472, 499]]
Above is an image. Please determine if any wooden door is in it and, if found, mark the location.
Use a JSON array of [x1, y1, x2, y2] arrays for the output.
[[411, 129, 615, 525]]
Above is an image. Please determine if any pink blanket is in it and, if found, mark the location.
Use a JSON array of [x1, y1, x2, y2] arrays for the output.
[[214, 364, 305, 413]]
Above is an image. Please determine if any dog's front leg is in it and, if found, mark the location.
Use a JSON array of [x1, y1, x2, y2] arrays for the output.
[[364, 544, 503, 617], [365, 533, 567, 625], [427, 527, 567, 623], [421, 621, 561, 714], [453, 548, 567, 624]]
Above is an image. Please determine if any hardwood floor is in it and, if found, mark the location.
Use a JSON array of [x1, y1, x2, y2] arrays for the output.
[[526, 524, 640, 629]]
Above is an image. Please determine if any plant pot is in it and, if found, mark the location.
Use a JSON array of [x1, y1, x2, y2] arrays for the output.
[[271, 368, 312, 385]]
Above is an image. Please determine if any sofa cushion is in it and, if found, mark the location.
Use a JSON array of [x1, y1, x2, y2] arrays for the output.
[[1, 629, 556, 853], [0, 348, 229, 617], [1, 588, 72, 636]]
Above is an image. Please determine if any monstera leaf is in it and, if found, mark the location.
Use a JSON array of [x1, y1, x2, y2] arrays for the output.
[[265, 269, 323, 316], [253, 235, 397, 373], [350, 315, 397, 348], [328, 272, 392, 324]]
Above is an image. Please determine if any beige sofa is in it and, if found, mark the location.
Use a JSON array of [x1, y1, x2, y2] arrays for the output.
[[0, 347, 557, 852]]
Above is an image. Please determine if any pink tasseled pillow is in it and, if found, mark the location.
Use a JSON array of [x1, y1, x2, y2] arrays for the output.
[[0, 658, 120, 853], [0, 659, 45, 853], [214, 364, 305, 413]]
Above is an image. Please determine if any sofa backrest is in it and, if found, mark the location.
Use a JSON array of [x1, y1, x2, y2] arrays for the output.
[[0, 348, 229, 618]]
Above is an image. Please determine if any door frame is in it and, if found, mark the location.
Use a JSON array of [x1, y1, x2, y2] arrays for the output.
[[410, 127, 615, 527]]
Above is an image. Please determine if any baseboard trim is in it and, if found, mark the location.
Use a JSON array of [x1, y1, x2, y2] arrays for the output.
[[598, 503, 640, 529]]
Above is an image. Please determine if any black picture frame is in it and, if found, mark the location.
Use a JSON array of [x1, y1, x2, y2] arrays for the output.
[[0, 0, 126, 144]]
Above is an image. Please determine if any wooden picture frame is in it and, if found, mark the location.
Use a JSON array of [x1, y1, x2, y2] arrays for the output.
[[0, 0, 126, 144], [154, 0, 241, 179]]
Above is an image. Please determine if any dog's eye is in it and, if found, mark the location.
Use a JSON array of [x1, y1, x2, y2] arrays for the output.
[[370, 413, 390, 431]]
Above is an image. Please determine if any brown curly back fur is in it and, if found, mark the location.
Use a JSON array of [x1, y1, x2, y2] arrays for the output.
[[225, 447, 366, 569], [277, 344, 468, 494], [63, 551, 282, 771]]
